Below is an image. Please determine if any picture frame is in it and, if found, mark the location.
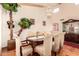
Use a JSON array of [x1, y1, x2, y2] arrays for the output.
[[53, 23, 59, 31], [30, 18, 35, 25], [43, 21, 46, 26]]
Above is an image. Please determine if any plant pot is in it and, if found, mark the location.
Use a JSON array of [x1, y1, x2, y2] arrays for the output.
[[7, 39, 16, 51]]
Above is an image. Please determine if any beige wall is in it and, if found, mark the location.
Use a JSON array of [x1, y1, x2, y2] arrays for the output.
[[0, 4, 2, 55], [1, 3, 79, 47], [2, 5, 52, 47], [13, 5, 52, 40], [49, 3, 79, 32]]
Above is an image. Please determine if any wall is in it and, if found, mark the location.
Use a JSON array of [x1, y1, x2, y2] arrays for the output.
[[13, 5, 52, 41], [2, 8, 9, 47], [2, 3, 79, 48], [49, 3, 79, 32], [0, 4, 2, 55], [1, 5, 52, 47]]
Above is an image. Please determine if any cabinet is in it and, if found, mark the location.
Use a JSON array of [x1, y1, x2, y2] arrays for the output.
[[63, 19, 79, 44], [65, 33, 79, 43]]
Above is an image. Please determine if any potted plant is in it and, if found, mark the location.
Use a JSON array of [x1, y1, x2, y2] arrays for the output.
[[2, 3, 19, 50], [18, 18, 32, 36]]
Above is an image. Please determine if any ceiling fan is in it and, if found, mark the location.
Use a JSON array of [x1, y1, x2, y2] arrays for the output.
[[19, 3, 46, 8]]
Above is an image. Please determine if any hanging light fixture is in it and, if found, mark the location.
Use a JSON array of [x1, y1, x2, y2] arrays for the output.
[[46, 8, 52, 18], [46, 3, 62, 18], [46, 3, 61, 14]]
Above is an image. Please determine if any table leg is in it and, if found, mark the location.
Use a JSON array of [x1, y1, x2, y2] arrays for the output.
[[31, 41, 36, 55]]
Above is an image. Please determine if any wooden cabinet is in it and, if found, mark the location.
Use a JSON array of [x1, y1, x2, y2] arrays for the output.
[[63, 19, 79, 44], [65, 33, 79, 44]]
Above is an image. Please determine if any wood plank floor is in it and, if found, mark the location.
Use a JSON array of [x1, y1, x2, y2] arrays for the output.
[[1, 48, 16, 56], [1, 44, 79, 56], [59, 45, 79, 56]]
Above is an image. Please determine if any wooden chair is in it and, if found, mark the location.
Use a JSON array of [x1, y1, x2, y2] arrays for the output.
[[20, 40, 33, 56], [52, 32, 65, 56], [34, 34, 52, 56], [14, 34, 33, 56]]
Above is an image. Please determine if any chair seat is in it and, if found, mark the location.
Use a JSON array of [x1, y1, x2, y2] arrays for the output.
[[35, 44, 45, 56], [52, 32, 65, 53], [52, 43, 60, 52], [52, 42, 55, 45], [22, 45, 33, 56]]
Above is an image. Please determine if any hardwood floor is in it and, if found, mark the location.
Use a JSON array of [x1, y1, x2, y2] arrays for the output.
[[59, 44, 79, 56], [1, 44, 79, 56], [1, 48, 16, 56]]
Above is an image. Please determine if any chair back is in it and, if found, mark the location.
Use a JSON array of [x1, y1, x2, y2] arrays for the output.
[[44, 34, 53, 56], [52, 32, 65, 52], [59, 32, 66, 48], [14, 33, 21, 56]]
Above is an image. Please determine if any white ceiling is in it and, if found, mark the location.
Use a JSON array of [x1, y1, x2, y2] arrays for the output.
[[20, 3, 78, 8], [36, 3, 78, 8], [19, 3, 62, 8], [36, 3, 58, 7]]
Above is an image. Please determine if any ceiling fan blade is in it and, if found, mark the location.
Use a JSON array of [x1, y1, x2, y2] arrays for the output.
[[19, 3, 46, 8]]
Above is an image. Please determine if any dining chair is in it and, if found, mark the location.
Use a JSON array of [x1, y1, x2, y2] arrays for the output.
[[14, 34, 33, 56], [52, 32, 65, 56], [34, 34, 52, 56]]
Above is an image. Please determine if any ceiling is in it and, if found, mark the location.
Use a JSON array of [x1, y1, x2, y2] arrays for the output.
[[19, 3, 78, 8], [19, 3, 63, 8]]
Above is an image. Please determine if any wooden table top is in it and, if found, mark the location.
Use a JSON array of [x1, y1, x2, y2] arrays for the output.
[[26, 35, 45, 41]]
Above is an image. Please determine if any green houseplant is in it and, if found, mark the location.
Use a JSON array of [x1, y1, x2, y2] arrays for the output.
[[18, 18, 32, 36], [2, 3, 19, 50], [2, 3, 19, 40]]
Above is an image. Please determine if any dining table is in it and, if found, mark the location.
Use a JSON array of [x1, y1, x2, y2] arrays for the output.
[[26, 35, 45, 55]]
